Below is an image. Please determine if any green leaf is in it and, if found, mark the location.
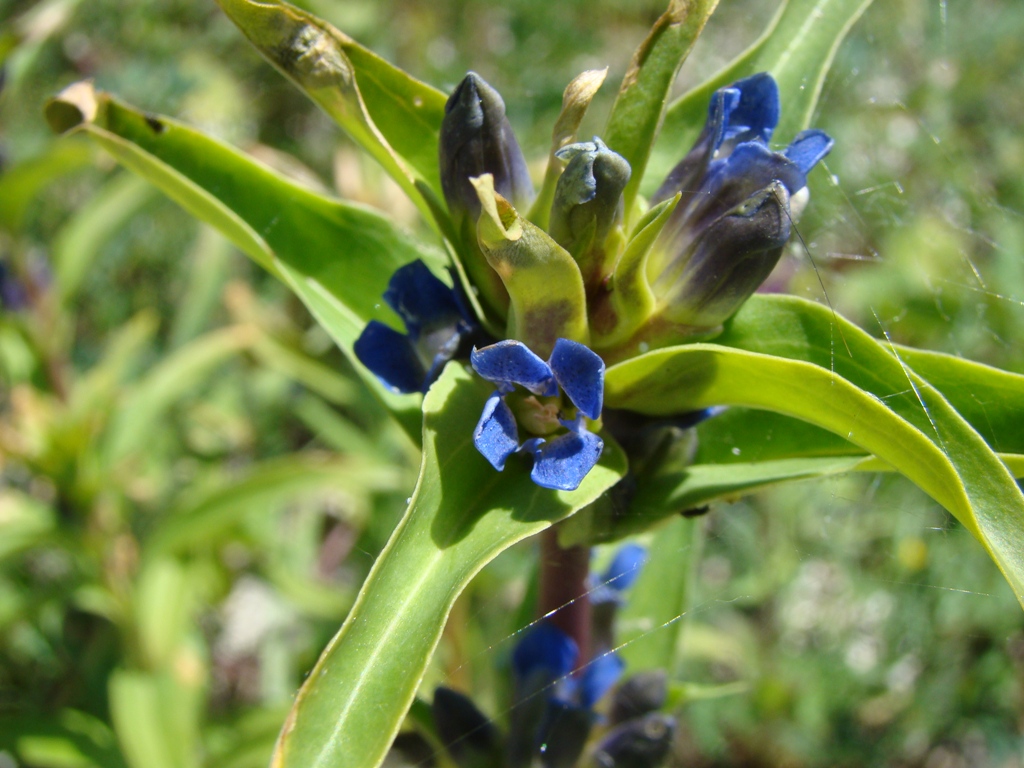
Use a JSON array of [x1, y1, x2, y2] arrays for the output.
[[169, 227, 235, 347], [647, 0, 875, 194], [214, 0, 447, 219], [618, 516, 702, 674], [714, 294, 1024, 459], [133, 559, 204, 671], [250, 333, 360, 406], [102, 326, 253, 465], [690, 341, 1024, 464], [0, 489, 56, 561], [605, 295, 1024, 606], [46, 82, 437, 440], [890, 344, 1024, 455], [694, 406, 856, 464], [603, 0, 719, 215], [69, 311, 159, 419], [628, 452, 1024, 537], [627, 455, 869, 533], [271, 363, 626, 768]]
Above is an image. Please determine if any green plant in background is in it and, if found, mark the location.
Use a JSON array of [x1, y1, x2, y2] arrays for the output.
[[3, 0, 1024, 765]]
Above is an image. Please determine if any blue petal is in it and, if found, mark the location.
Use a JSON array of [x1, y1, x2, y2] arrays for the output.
[[548, 339, 605, 420], [471, 340, 557, 396], [353, 321, 427, 394], [528, 429, 604, 491], [512, 621, 579, 683], [714, 141, 807, 197], [652, 87, 738, 206], [722, 73, 780, 144], [687, 142, 807, 234], [712, 86, 742, 146], [473, 392, 520, 471], [382, 260, 461, 337], [784, 129, 835, 175], [579, 652, 626, 709], [601, 543, 648, 592]]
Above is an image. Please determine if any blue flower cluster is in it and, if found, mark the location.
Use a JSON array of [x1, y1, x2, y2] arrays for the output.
[[354, 71, 833, 493], [471, 338, 605, 492], [401, 543, 671, 768]]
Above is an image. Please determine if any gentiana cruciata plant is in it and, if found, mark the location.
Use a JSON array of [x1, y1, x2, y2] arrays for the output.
[[41, 0, 1024, 766], [355, 70, 832, 492]]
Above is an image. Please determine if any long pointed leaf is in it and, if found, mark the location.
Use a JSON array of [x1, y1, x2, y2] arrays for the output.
[[605, 297, 1024, 605], [215, 0, 447, 220], [602, 0, 719, 214], [271, 363, 626, 768], [46, 82, 438, 439], [891, 344, 1024, 455]]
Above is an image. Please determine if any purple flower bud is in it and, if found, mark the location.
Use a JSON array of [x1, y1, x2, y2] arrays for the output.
[[593, 713, 675, 768], [439, 72, 534, 227]]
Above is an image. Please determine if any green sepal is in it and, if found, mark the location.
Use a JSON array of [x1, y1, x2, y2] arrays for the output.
[[470, 174, 589, 356], [590, 193, 680, 351]]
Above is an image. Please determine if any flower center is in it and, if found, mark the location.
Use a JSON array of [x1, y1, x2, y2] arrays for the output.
[[507, 390, 563, 436]]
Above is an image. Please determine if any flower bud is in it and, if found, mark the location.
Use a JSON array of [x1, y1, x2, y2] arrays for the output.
[[653, 179, 791, 327], [592, 713, 675, 768], [439, 72, 535, 317], [439, 72, 534, 228], [549, 138, 631, 260], [609, 670, 668, 726]]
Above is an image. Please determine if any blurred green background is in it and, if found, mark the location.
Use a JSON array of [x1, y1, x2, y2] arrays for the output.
[[1, 0, 1023, 766]]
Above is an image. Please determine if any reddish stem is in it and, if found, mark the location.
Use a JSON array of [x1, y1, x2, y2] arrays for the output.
[[538, 527, 591, 667]]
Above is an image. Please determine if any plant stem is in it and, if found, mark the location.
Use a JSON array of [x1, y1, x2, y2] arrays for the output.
[[538, 527, 591, 666]]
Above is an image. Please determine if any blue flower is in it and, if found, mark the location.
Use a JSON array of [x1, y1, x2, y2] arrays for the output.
[[647, 72, 834, 329], [353, 260, 480, 394], [471, 337, 605, 491]]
